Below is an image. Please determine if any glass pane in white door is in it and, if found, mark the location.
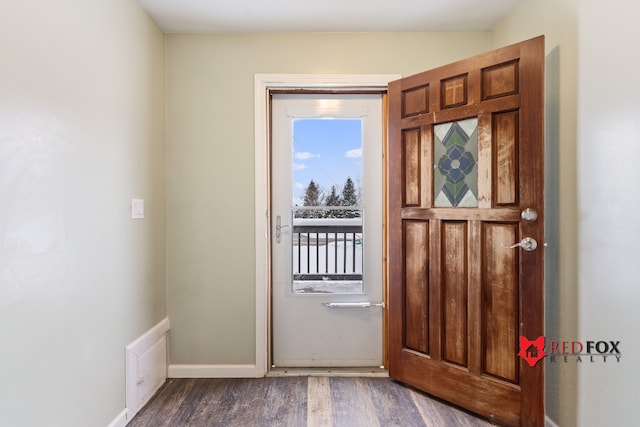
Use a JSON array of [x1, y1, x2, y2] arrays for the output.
[[291, 119, 364, 294]]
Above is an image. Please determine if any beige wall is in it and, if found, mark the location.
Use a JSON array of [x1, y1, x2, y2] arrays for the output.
[[574, 1, 640, 426], [0, 1, 166, 426], [165, 32, 490, 365], [494, 0, 639, 426]]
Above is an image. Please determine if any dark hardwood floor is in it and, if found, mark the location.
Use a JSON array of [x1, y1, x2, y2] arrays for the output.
[[128, 377, 495, 426]]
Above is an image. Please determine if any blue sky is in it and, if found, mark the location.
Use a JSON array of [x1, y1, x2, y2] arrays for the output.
[[292, 118, 362, 205]]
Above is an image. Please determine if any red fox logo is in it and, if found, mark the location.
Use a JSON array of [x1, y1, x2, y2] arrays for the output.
[[518, 336, 547, 367]]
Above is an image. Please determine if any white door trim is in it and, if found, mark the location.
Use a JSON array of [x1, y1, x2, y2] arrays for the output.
[[254, 74, 401, 376]]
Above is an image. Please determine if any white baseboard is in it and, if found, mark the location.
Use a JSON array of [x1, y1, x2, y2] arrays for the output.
[[106, 409, 128, 427], [546, 415, 560, 427], [125, 318, 170, 423], [168, 364, 259, 378]]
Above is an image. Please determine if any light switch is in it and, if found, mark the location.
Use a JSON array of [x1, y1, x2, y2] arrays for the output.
[[131, 199, 144, 219]]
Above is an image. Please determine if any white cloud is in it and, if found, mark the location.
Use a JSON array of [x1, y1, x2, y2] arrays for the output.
[[294, 152, 320, 160], [294, 182, 305, 190], [293, 163, 307, 171], [345, 147, 362, 158]]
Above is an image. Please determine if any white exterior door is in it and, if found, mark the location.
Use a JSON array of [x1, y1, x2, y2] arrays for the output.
[[271, 94, 383, 367]]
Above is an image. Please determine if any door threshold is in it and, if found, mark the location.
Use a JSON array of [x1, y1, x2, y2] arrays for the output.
[[267, 367, 389, 377]]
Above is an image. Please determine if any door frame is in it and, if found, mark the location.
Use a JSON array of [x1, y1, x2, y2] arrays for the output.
[[254, 74, 400, 376]]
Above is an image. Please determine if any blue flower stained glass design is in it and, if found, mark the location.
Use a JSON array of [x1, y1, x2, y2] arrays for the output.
[[434, 118, 478, 207]]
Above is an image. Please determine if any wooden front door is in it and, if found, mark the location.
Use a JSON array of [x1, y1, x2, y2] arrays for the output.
[[387, 36, 545, 426]]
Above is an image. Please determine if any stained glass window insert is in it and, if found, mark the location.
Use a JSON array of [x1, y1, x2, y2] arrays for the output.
[[434, 118, 478, 207]]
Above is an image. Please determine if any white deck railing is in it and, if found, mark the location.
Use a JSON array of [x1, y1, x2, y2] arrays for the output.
[[291, 217, 363, 282]]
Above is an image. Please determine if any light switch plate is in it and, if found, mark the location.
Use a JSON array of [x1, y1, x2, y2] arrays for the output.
[[131, 199, 144, 219]]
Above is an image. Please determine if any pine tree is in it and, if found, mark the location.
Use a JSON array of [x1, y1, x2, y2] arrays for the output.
[[325, 185, 340, 206], [341, 177, 358, 206], [341, 177, 359, 218], [303, 179, 321, 206], [301, 179, 322, 218], [324, 185, 341, 218]]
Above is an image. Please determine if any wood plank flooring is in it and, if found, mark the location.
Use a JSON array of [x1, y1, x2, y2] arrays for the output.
[[128, 377, 495, 427]]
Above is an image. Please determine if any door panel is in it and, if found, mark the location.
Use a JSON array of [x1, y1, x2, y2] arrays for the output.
[[441, 220, 468, 367], [494, 110, 519, 205], [482, 222, 519, 383], [404, 220, 429, 354], [388, 36, 544, 426]]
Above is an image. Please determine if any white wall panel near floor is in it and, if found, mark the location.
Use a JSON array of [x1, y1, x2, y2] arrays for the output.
[[125, 318, 170, 422]]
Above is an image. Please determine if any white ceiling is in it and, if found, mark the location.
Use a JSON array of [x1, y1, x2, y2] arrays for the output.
[[137, 0, 523, 33]]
